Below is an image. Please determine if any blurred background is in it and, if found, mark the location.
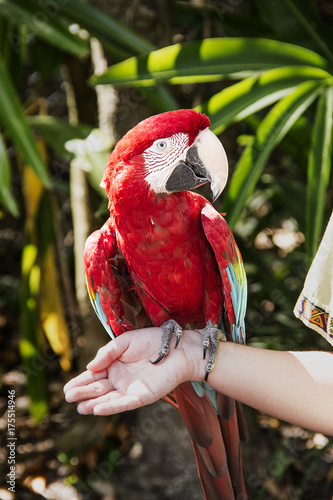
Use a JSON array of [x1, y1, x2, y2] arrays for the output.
[[0, 0, 332, 498]]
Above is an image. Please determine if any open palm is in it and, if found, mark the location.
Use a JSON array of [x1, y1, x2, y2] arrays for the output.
[[64, 328, 199, 415]]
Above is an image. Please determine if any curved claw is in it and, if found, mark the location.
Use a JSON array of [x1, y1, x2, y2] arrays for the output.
[[197, 320, 227, 380], [151, 354, 166, 365], [175, 330, 182, 348], [151, 320, 183, 366]]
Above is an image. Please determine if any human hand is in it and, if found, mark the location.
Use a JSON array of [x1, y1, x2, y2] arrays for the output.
[[63, 327, 203, 415]]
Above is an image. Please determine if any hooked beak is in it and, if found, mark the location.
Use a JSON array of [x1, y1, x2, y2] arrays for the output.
[[165, 128, 228, 202]]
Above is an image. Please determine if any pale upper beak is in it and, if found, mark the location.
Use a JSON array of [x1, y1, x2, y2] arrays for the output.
[[165, 128, 228, 202]]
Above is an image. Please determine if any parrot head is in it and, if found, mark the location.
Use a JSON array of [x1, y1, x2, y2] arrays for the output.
[[102, 109, 228, 202]]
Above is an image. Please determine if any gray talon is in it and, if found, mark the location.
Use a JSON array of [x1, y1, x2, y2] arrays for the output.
[[196, 320, 226, 380], [151, 319, 183, 364], [174, 325, 182, 348]]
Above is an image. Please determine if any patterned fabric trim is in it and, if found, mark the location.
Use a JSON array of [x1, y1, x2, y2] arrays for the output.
[[294, 294, 333, 346]]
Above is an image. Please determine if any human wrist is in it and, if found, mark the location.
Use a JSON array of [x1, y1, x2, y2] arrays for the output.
[[180, 329, 207, 382], [181, 330, 236, 385]]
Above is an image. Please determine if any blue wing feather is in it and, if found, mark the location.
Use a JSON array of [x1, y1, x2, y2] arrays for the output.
[[226, 261, 247, 344], [91, 290, 115, 339]]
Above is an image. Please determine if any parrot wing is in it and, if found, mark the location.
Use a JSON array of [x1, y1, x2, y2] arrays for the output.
[[84, 219, 152, 338], [201, 203, 247, 344], [84, 219, 177, 407]]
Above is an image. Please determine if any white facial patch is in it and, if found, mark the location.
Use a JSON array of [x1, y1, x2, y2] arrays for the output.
[[141, 128, 228, 200], [142, 133, 189, 193]]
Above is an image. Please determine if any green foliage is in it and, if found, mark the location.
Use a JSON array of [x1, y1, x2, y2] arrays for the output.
[[90, 37, 330, 86], [0, 0, 89, 55], [0, 55, 51, 189], [196, 66, 330, 134], [0, 0, 179, 216], [57, 0, 154, 56], [0, 133, 19, 216], [306, 86, 333, 263], [222, 79, 324, 228]]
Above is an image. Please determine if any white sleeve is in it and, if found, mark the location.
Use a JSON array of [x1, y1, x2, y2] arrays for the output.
[[294, 211, 333, 346]]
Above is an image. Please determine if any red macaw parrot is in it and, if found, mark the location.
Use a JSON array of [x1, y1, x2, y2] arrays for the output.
[[84, 109, 248, 500]]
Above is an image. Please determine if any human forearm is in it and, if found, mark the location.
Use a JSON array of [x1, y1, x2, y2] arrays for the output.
[[186, 331, 333, 435], [64, 327, 333, 433]]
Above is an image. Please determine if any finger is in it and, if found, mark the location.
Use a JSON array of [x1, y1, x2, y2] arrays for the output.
[[77, 391, 123, 414], [63, 369, 108, 394], [86, 336, 130, 372], [93, 394, 143, 415], [65, 378, 113, 403]]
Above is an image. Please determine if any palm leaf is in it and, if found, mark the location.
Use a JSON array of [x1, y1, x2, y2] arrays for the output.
[[196, 66, 330, 133], [0, 133, 19, 216], [281, 0, 333, 64], [90, 37, 330, 87], [306, 86, 333, 262], [57, 0, 153, 56], [0, 55, 50, 187], [222, 80, 324, 229], [0, 0, 89, 55]]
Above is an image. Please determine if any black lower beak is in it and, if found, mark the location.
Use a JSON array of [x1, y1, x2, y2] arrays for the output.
[[166, 145, 211, 194]]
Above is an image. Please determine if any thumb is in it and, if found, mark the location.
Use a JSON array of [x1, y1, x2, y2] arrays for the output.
[[87, 335, 129, 372]]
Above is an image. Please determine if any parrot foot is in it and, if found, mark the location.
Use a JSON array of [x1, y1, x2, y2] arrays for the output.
[[196, 320, 226, 382], [151, 319, 183, 364]]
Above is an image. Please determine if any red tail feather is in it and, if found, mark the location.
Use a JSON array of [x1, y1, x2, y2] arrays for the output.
[[174, 382, 247, 500]]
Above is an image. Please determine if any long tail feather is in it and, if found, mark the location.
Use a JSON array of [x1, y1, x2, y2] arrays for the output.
[[194, 443, 235, 500], [236, 400, 250, 443], [174, 382, 219, 448], [174, 382, 247, 500]]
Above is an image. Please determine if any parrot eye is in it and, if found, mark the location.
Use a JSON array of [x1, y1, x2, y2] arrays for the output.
[[152, 138, 170, 153]]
